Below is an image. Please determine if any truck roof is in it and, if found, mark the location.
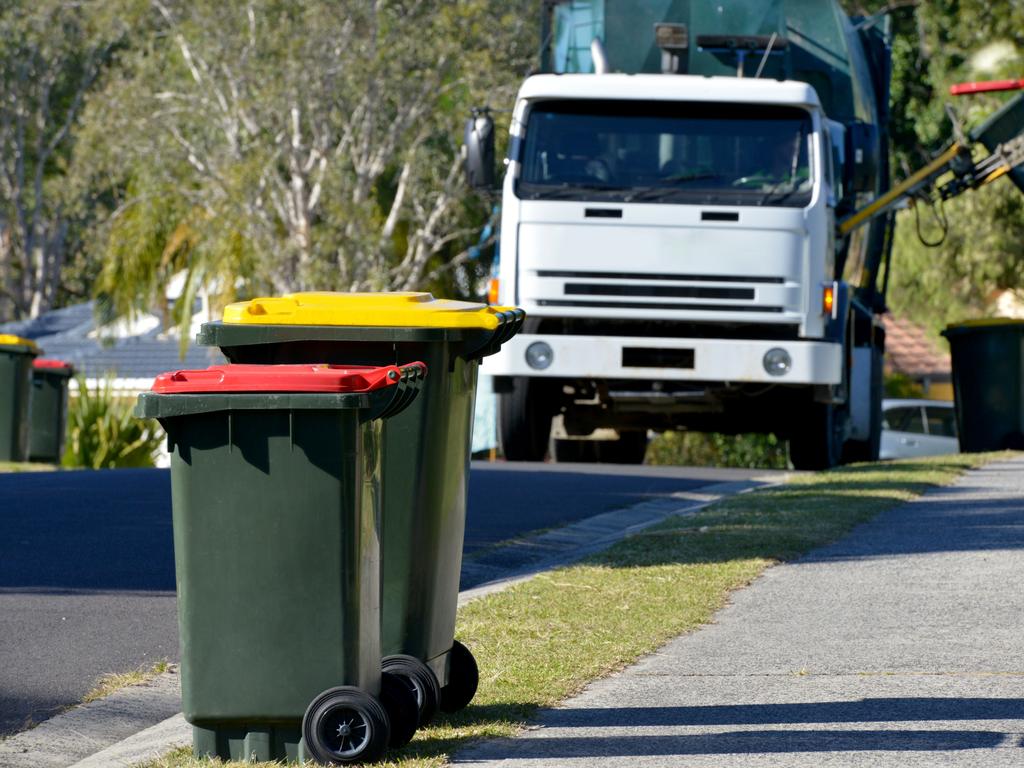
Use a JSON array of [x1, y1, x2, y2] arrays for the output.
[[517, 74, 822, 111]]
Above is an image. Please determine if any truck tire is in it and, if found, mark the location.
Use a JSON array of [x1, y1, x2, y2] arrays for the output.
[[842, 347, 883, 463], [499, 378, 552, 461], [596, 431, 648, 464], [552, 431, 647, 464], [789, 402, 844, 470]]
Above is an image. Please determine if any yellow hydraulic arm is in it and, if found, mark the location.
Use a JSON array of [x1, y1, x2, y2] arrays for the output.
[[838, 131, 1024, 237]]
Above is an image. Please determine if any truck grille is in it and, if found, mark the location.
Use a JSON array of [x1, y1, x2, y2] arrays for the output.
[[565, 283, 753, 300], [537, 270, 784, 284], [532, 270, 787, 315]]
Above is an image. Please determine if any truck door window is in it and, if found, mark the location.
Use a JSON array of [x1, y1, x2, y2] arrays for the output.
[[516, 99, 814, 207]]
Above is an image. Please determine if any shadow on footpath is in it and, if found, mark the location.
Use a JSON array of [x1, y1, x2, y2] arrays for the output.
[[539, 698, 1024, 726], [450, 729, 1005, 759], [407, 697, 1022, 762]]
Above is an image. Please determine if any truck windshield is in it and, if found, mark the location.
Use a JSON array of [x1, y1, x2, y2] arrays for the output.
[[516, 100, 814, 207]]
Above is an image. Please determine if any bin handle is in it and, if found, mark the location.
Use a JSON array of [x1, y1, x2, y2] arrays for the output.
[[464, 307, 526, 362], [366, 361, 427, 421]]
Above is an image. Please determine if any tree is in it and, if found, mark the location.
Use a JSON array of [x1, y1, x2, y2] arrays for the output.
[[76, 0, 534, 327], [846, 0, 1024, 333], [0, 1, 127, 321]]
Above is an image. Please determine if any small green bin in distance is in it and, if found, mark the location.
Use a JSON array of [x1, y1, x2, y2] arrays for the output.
[[29, 359, 74, 463], [0, 334, 40, 462], [136, 361, 426, 765], [943, 319, 1024, 452], [196, 292, 524, 716]]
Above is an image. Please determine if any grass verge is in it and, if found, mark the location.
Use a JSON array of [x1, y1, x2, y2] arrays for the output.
[[83, 661, 172, 704], [143, 453, 1007, 768]]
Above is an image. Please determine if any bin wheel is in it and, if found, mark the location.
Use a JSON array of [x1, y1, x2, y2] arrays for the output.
[[302, 686, 390, 765], [382, 654, 441, 726], [379, 671, 419, 748], [439, 639, 479, 713]]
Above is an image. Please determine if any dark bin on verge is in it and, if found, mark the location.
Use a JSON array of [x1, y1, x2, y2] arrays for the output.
[[943, 319, 1024, 452], [197, 292, 523, 723], [136, 361, 426, 765], [29, 359, 74, 463], [0, 334, 40, 462]]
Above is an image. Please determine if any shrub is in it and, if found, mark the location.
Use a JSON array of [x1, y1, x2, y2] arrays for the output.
[[63, 376, 164, 469], [647, 430, 789, 469]]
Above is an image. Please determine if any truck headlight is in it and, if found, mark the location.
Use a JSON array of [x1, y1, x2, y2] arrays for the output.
[[526, 341, 554, 370], [763, 348, 792, 377]]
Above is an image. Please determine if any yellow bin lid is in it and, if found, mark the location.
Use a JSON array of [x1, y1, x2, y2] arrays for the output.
[[222, 292, 511, 330], [0, 334, 39, 352]]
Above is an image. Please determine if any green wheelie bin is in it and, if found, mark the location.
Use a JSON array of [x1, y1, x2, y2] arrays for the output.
[[943, 319, 1024, 452], [0, 334, 40, 463], [197, 292, 524, 723], [29, 359, 74, 463], [136, 361, 427, 765]]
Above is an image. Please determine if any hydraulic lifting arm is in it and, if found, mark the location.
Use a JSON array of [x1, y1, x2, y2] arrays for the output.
[[839, 84, 1024, 238]]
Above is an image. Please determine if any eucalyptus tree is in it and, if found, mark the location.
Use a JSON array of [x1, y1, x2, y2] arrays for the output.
[[0, 1, 128, 320], [79, 0, 534, 326]]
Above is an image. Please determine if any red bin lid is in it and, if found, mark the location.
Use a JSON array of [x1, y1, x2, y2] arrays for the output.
[[34, 358, 74, 370], [150, 363, 424, 394]]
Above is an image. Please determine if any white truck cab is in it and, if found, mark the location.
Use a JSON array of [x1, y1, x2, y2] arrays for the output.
[[484, 74, 856, 466]]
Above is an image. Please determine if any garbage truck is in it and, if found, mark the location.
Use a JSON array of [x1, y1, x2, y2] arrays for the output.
[[464, 0, 1024, 469]]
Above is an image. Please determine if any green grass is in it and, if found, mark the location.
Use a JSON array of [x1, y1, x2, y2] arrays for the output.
[[142, 453, 1007, 768], [82, 661, 172, 704]]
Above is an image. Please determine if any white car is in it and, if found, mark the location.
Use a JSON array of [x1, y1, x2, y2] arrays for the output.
[[880, 399, 959, 459]]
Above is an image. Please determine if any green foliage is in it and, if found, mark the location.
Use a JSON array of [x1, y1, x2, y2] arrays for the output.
[[647, 430, 790, 470], [69, 0, 536, 335], [884, 371, 926, 399], [63, 376, 163, 469]]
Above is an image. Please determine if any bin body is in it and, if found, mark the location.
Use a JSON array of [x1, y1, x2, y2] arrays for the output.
[[137, 363, 423, 763], [29, 360, 74, 463], [197, 294, 523, 687], [0, 335, 39, 462], [943, 320, 1024, 452]]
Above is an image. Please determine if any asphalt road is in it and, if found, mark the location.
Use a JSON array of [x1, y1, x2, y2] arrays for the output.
[[0, 462, 765, 737]]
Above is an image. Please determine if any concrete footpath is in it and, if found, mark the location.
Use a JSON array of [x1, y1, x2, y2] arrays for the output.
[[457, 459, 1024, 767]]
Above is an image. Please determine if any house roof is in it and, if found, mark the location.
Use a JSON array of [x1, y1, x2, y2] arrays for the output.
[[0, 301, 223, 380], [882, 314, 951, 379]]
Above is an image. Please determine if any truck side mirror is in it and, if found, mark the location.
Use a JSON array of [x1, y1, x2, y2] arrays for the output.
[[463, 110, 496, 190], [846, 121, 879, 193]]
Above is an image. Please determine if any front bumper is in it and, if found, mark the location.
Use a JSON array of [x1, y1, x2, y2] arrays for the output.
[[482, 333, 843, 385]]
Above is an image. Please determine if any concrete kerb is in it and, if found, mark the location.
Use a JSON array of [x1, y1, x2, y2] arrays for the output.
[[4, 475, 778, 768]]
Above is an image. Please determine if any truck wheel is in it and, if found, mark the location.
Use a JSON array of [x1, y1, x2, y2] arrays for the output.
[[789, 403, 844, 470], [499, 379, 552, 461], [842, 348, 883, 463]]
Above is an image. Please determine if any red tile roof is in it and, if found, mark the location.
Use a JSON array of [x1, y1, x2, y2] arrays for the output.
[[883, 314, 951, 378]]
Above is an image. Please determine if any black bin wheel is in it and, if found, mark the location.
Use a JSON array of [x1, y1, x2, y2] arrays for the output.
[[439, 639, 479, 713], [379, 671, 419, 748], [382, 654, 441, 726], [302, 686, 390, 765]]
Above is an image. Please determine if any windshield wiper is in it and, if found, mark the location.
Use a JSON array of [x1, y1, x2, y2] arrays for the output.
[[624, 187, 693, 203], [519, 183, 629, 200], [661, 172, 720, 184]]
